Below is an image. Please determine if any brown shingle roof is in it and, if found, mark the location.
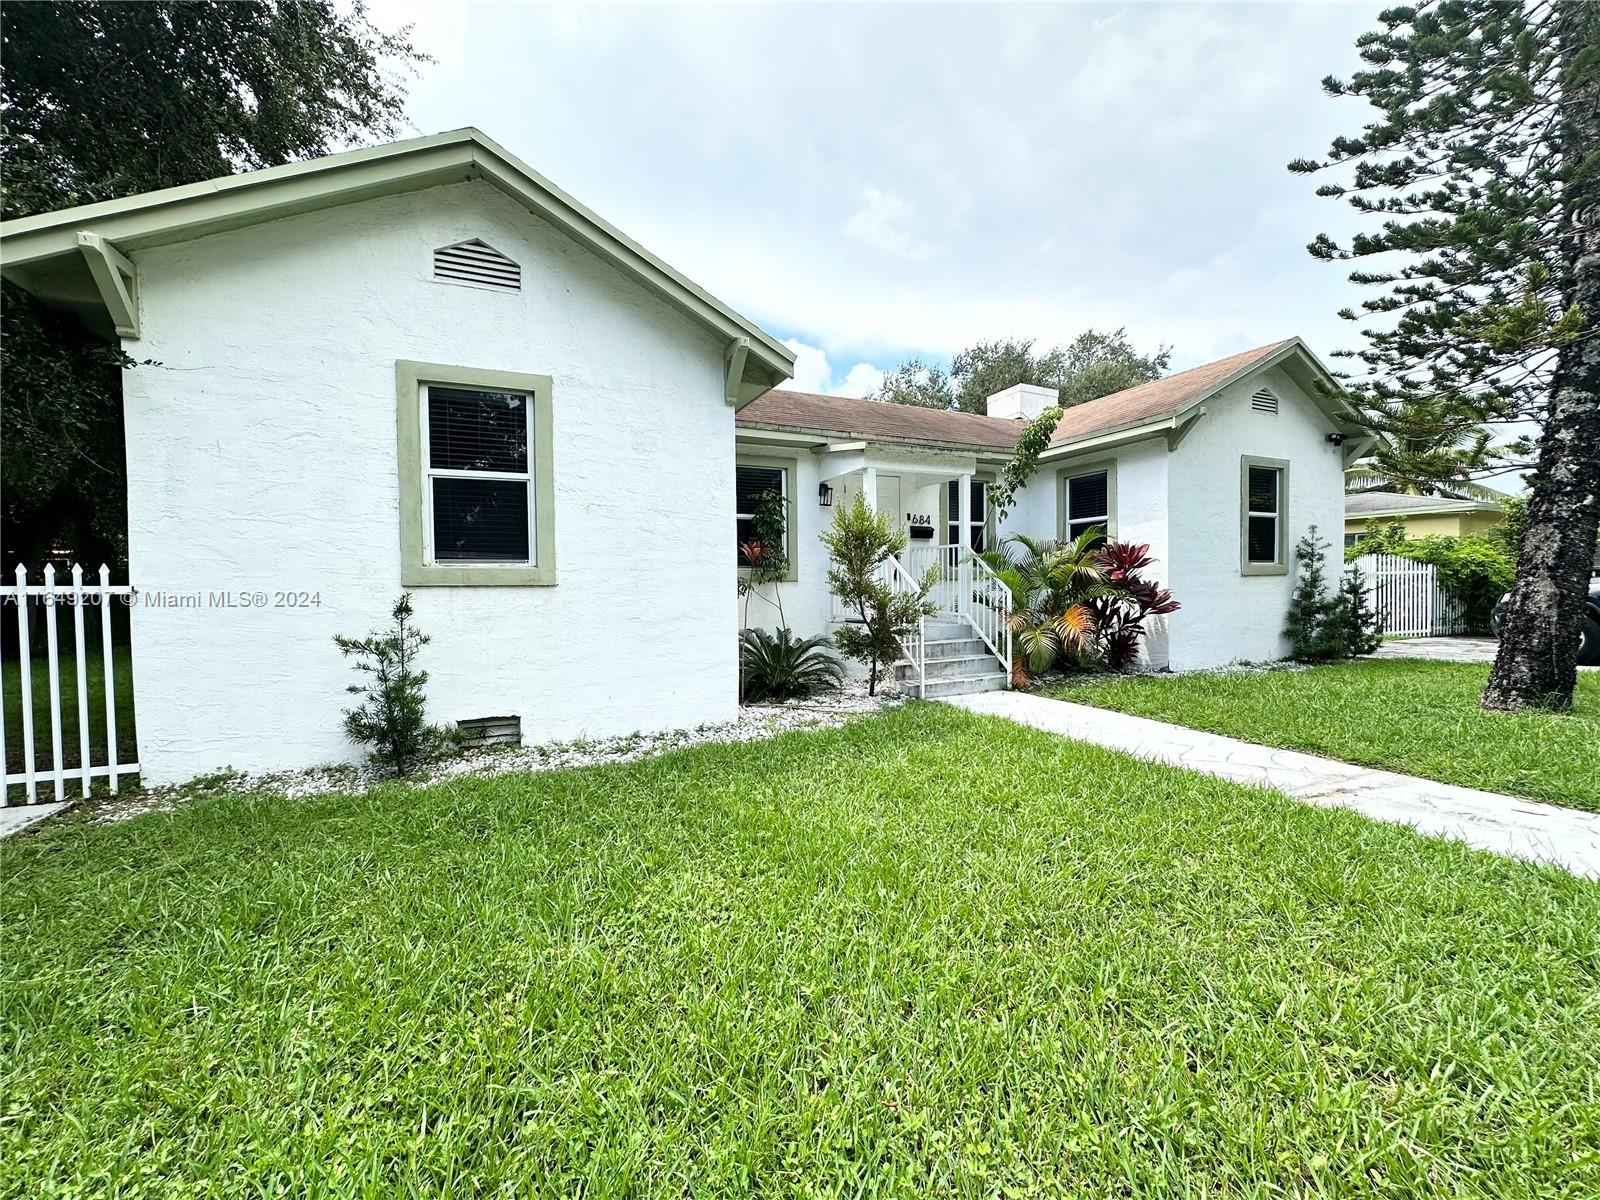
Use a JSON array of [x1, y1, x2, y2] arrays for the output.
[[736, 389, 1021, 451], [1046, 339, 1294, 445], [735, 339, 1302, 452]]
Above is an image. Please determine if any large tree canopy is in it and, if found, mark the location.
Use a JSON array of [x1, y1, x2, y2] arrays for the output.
[[1293, 0, 1599, 711], [873, 329, 1170, 414], [0, 1, 425, 570]]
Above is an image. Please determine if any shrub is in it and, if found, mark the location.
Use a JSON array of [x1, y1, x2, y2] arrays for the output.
[[739, 627, 844, 702], [333, 593, 450, 775], [738, 487, 790, 627], [822, 494, 936, 695], [980, 530, 1107, 679], [1288, 527, 1386, 660], [1085, 541, 1180, 670]]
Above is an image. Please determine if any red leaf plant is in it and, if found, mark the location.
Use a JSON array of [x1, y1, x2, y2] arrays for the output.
[[1086, 541, 1180, 671]]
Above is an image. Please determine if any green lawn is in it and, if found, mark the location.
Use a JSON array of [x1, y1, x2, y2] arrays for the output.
[[3, 644, 138, 800], [1046, 659, 1600, 812], [4, 705, 1597, 1197]]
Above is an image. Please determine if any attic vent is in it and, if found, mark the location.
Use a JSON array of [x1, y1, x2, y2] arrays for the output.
[[433, 239, 521, 292], [1250, 387, 1280, 414]]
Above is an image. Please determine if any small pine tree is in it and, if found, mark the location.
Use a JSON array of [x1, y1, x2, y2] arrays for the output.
[[821, 494, 935, 695], [1336, 564, 1385, 657], [1283, 526, 1345, 662], [333, 593, 449, 775]]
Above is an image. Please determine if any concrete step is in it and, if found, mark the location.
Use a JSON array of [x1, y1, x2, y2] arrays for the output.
[[917, 671, 1007, 699], [921, 637, 990, 661], [921, 620, 974, 641], [898, 653, 1002, 682]]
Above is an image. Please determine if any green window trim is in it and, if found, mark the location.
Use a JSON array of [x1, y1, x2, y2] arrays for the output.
[[736, 453, 799, 583], [1056, 459, 1118, 544], [1239, 454, 1290, 577], [397, 360, 556, 586]]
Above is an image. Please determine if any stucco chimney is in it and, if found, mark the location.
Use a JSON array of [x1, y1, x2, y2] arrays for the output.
[[986, 383, 1059, 421]]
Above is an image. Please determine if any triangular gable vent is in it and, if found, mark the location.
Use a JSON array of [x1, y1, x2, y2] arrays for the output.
[[1250, 387, 1279, 414], [433, 239, 521, 292]]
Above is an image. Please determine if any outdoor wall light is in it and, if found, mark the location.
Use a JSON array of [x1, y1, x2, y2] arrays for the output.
[[1326, 432, 1348, 446], [818, 482, 834, 507]]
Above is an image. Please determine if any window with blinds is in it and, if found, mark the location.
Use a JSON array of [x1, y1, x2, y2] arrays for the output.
[[1245, 464, 1283, 565], [424, 385, 533, 563], [946, 480, 987, 551], [433, 239, 521, 292], [737, 464, 786, 564], [1065, 469, 1110, 544]]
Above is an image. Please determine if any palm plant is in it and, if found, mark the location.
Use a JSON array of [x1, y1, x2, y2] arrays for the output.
[[739, 627, 845, 702], [979, 529, 1111, 680]]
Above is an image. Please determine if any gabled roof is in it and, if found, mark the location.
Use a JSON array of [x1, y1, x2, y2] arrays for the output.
[[0, 127, 793, 400], [1046, 339, 1296, 446], [1346, 491, 1504, 518], [737, 337, 1358, 455], [737, 389, 1020, 452]]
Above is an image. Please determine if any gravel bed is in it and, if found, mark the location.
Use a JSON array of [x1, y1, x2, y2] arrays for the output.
[[82, 680, 904, 825]]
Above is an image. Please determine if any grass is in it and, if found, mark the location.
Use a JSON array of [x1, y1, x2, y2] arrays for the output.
[[3, 643, 138, 798], [1044, 659, 1600, 812], [4, 703, 1598, 1197]]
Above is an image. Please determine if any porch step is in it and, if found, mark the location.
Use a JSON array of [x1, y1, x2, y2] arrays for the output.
[[898, 652, 1000, 682], [921, 637, 990, 661], [918, 671, 1008, 699]]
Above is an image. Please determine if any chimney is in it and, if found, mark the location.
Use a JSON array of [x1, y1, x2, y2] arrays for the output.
[[986, 383, 1058, 421]]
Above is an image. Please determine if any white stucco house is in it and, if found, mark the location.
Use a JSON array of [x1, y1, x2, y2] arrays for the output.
[[1, 128, 1368, 784]]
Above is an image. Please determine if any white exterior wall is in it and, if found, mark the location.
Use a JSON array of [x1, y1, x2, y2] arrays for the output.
[[123, 181, 736, 782], [1000, 440, 1173, 667], [1165, 364, 1346, 669]]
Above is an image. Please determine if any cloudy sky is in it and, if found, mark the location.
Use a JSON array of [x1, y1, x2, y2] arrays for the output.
[[376, 2, 1385, 397]]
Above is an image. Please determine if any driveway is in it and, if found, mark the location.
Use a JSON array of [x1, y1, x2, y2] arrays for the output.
[[1371, 636, 1598, 667]]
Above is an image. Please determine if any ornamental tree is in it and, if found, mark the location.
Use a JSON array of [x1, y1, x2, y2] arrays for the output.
[[1292, 0, 1600, 711]]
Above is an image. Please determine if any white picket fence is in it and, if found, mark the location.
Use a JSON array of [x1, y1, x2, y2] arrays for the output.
[[1351, 552, 1467, 639], [2, 563, 139, 805]]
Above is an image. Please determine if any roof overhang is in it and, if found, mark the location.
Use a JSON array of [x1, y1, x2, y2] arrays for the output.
[[736, 420, 1013, 460], [0, 128, 794, 398], [1345, 499, 1503, 521]]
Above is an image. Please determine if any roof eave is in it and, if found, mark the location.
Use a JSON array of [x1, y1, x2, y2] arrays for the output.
[[0, 127, 794, 389]]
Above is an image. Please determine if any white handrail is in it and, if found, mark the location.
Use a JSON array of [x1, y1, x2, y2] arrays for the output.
[[900, 543, 1011, 679], [882, 553, 926, 695]]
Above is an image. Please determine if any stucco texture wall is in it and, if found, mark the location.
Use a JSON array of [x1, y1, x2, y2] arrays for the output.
[[1343, 511, 1505, 540], [122, 181, 735, 783], [1165, 364, 1347, 670]]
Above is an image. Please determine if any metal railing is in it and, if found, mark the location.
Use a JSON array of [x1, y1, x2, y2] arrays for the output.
[[901, 544, 1012, 676]]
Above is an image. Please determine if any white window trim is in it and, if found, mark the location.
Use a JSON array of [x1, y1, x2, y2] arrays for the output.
[[1240, 455, 1290, 576], [421, 382, 537, 569]]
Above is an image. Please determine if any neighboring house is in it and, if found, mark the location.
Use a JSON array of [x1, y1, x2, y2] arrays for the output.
[[1343, 492, 1506, 547], [1, 127, 1366, 784]]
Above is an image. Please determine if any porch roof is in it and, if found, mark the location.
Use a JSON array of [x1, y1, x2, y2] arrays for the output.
[[736, 388, 1021, 452]]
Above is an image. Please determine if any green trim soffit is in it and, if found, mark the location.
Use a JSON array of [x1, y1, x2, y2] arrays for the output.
[[1, 129, 793, 396]]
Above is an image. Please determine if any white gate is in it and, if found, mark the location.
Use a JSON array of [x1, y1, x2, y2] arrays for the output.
[[1352, 552, 1466, 639], [2, 564, 139, 805]]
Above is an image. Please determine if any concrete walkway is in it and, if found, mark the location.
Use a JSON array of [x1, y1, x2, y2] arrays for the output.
[[1370, 635, 1598, 667], [0, 801, 70, 841], [949, 692, 1600, 880]]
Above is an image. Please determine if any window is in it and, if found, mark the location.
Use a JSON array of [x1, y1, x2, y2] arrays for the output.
[[424, 385, 532, 563], [1344, 532, 1362, 549], [737, 464, 786, 565], [1065, 469, 1111, 544], [396, 361, 555, 586], [946, 479, 987, 551], [1240, 456, 1289, 575]]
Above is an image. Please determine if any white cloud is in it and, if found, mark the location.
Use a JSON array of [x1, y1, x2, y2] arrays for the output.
[[844, 188, 934, 260], [778, 340, 885, 398], [386, 2, 1386, 377]]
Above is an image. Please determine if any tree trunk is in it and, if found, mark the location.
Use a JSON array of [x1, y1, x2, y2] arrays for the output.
[[1482, 0, 1600, 712]]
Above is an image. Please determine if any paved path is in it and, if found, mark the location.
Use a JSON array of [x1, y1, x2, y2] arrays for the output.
[[1370, 635, 1598, 667], [949, 692, 1600, 880], [0, 802, 70, 841]]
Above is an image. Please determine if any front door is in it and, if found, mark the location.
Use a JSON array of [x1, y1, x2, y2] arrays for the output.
[[876, 475, 903, 536]]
